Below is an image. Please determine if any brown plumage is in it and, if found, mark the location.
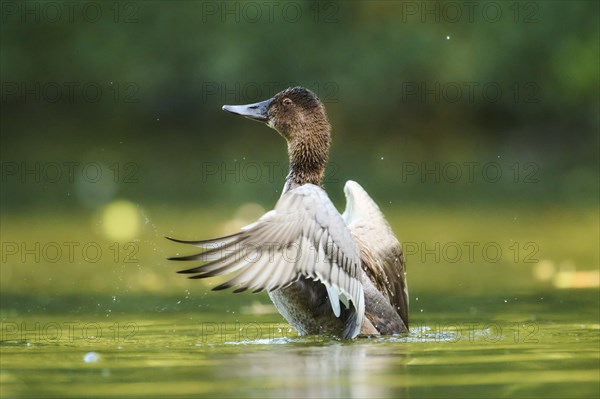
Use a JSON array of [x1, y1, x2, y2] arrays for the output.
[[268, 88, 332, 189]]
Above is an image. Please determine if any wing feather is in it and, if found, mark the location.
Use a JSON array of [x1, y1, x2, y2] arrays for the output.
[[342, 180, 409, 329], [168, 184, 365, 330], [166, 233, 242, 249]]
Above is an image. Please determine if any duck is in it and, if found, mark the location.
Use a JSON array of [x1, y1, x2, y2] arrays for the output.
[[168, 87, 408, 339]]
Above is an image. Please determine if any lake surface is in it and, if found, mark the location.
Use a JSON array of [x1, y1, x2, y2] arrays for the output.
[[1, 206, 598, 398], [1, 290, 598, 398]]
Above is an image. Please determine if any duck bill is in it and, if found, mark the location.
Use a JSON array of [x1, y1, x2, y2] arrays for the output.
[[222, 98, 273, 123]]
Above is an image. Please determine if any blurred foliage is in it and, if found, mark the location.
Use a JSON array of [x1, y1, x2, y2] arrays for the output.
[[0, 1, 598, 212], [1, 204, 598, 298]]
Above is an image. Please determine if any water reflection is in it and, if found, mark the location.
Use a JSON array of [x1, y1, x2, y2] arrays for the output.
[[225, 341, 406, 398]]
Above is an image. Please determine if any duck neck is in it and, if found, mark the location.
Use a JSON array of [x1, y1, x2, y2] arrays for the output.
[[285, 131, 331, 192]]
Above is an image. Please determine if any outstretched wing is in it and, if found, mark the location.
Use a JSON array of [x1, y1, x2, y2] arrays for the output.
[[342, 181, 409, 328], [168, 183, 364, 325]]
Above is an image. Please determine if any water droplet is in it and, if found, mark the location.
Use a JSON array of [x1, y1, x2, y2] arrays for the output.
[[84, 352, 101, 363], [446, 35, 450, 40]]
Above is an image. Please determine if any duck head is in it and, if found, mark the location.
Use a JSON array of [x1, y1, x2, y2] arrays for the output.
[[223, 87, 331, 188]]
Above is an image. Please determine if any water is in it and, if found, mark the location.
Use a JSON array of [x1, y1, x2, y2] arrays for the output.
[[1, 206, 597, 397], [1, 291, 598, 398]]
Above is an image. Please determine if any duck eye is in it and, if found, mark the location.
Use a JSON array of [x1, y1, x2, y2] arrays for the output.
[[282, 98, 293, 106]]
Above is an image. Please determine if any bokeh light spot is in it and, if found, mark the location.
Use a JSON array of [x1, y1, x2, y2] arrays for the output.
[[101, 199, 141, 241]]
